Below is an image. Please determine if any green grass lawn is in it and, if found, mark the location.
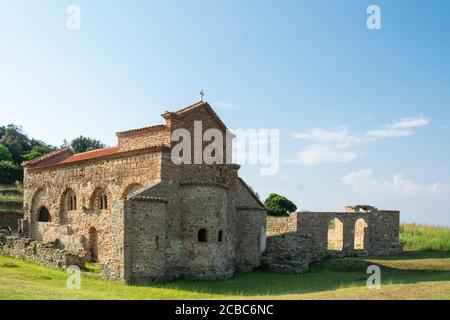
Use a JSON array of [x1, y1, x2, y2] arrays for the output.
[[1, 250, 449, 300], [1, 211, 449, 300]]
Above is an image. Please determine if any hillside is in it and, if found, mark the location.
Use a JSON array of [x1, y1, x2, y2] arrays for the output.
[[0, 184, 23, 231]]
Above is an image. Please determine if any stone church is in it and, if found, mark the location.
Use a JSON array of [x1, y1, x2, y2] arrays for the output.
[[20, 100, 267, 282]]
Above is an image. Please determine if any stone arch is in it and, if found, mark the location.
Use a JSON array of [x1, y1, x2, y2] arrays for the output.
[[38, 206, 51, 222], [90, 187, 109, 210], [120, 183, 144, 200], [30, 187, 47, 222], [59, 188, 77, 224], [327, 217, 343, 251], [354, 217, 368, 250]]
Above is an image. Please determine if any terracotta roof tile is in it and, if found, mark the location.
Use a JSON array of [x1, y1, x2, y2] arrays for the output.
[[59, 147, 120, 164], [28, 145, 170, 171], [23, 148, 73, 168]]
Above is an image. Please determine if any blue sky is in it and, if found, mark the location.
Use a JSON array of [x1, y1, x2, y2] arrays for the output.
[[1, 0, 449, 225]]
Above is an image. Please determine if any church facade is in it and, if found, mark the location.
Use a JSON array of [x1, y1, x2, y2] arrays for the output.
[[21, 101, 267, 282]]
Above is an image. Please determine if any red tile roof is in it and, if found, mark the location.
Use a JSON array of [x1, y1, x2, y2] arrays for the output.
[[22, 148, 73, 167], [27, 145, 170, 171], [58, 147, 120, 165]]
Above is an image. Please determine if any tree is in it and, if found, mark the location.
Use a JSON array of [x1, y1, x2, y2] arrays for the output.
[[0, 144, 13, 162], [0, 161, 23, 185], [264, 193, 298, 216], [23, 141, 57, 161], [70, 136, 105, 154], [0, 124, 31, 164]]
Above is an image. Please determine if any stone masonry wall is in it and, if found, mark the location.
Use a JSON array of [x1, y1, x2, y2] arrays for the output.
[[264, 210, 402, 273], [266, 213, 297, 237], [179, 184, 234, 279], [0, 235, 85, 269], [23, 151, 164, 269], [117, 127, 171, 152], [123, 199, 167, 283]]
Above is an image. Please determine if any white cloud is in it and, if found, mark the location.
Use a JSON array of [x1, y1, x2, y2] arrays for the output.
[[291, 115, 430, 166], [342, 169, 446, 197], [365, 128, 414, 139], [290, 145, 358, 166], [293, 128, 360, 148], [365, 115, 429, 139], [388, 115, 430, 129]]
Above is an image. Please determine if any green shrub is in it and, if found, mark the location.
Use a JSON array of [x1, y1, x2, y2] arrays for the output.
[[0, 161, 23, 185], [264, 193, 297, 216], [400, 224, 450, 251], [0, 144, 13, 162]]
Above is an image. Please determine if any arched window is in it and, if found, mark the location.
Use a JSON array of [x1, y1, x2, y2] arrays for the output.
[[100, 193, 108, 209], [63, 189, 77, 211], [218, 230, 223, 242], [70, 195, 77, 210], [155, 236, 159, 250], [91, 188, 108, 210], [198, 229, 207, 242], [38, 207, 51, 222], [354, 218, 368, 250], [328, 217, 344, 251]]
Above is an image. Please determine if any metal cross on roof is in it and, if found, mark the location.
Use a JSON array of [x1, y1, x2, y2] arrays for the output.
[[199, 90, 204, 102]]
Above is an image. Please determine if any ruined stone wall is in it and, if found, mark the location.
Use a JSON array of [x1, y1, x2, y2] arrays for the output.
[[295, 212, 372, 255], [0, 236, 84, 269], [367, 211, 402, 255], [264, 210, 402, 273], [117, 127, 171, 152], [23, 151, 164, 268], [266, 213, 297, 237]]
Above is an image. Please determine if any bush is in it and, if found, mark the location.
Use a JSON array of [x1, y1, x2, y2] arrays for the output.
[[0, 144, 13, 162], [0, 161, 23, 185], [264, 193, 298, 216], [400, 224, 450, 251]]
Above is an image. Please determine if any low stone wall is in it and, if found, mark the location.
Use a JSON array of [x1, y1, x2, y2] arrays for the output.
[[266, 213, 297, 237], [0, 235, 85, 269]]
